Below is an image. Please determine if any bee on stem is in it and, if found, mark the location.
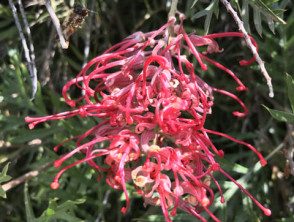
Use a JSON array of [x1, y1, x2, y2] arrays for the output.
[[62, 4, 89, 40]]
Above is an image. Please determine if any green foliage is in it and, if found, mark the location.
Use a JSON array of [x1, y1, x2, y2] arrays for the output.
[[37, 198, 85, 222], [24, 183, 85, 222], [191, 0, 219, 34], [286, 73, 294, 111], [264, 74, 294, 123], [191, 0, 286, 35], [264, 107, 294, 122], [0, 163, 11, 198]]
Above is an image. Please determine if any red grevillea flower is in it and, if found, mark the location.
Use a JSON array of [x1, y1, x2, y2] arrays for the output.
[[25, 15, 271, 222]]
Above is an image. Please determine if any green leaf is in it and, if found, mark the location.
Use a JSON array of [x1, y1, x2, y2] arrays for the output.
[[191, 8, 208, 20], [36, 198, 85, 222], [253, 6, 262, 36], [0, 163, 12, 198], [216, 156, 249, 174], [191, 0, 200, 8], [24, 183, 36, 222], [204, 10, 213, 35], [191, 1, 218, 19], [0, 163, 11, 183], [249, 0, 286, 24], [285, 73, 294, 112], [266, 15, 275, 34], [263, 105, 294, 123], [213, 0, 220, 18], [191, 0, 219, 34], [0, 188, 6, 199], [241, 0, 251, 33]]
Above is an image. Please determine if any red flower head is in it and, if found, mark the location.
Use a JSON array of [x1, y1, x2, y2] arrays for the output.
[[26, 14, 270, 221]]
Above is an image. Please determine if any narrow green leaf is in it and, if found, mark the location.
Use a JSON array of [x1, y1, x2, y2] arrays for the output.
[[232, 163, 249, 174], [241, 0, 251, 33], [285, 73, 294, 112], [36, 199, 85, 222], [204, 0, 219, 34], [0, 163, 10, 178], [0, 163, 12, 198], [14, 59, 31, 102], [0, 174, 11, 184], [213, 0, 220, 18], [24, 183, 36, 222], [249, 0, 286, 24], [191, 0, 218, 22], [204, 11, 213, 35], [0, 189, 6, 198], [191, 0, 200, 8], [266, 15, 275, 34], [191, 9, 207, 20], [253, 6, 262, 36], [263, 105, 294, 123]]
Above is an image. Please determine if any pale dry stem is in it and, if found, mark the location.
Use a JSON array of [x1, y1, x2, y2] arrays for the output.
[[220, 0, 274, 98]]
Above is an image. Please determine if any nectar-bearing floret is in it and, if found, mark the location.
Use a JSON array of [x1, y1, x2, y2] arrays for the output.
[[25, 15, 271, 222]]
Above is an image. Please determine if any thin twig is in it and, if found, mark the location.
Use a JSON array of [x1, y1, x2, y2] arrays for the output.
[[168, 0, 178, 19], [2, 162, 52, 192], [95, 190, 111, 222], [265, 142, 284, 160], [81, 2, 95, 97], [167, 0, 178, 38], [8, 0, 37, 98], [44, 0, 69, 49], [83, 1, 95, 67], [40, 27, 55, 86], [17, 0, 38, 99], [17, 0, 37, 66], [220, 0, 274, 98]]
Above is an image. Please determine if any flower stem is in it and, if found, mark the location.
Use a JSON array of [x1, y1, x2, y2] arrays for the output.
[[168, 0, 178, 19], [220, 0, 274, 98], [167, 0, 178, 38], [44, 0, 69, 49]]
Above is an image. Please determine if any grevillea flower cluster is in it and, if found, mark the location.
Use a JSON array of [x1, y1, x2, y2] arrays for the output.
[[25, 15, 271, 221]]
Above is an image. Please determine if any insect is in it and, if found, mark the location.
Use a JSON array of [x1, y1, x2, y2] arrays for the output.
[[62, 4, 89, 40]]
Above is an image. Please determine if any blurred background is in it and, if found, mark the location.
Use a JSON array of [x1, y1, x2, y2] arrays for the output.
[[0, 0, 293, 221]]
